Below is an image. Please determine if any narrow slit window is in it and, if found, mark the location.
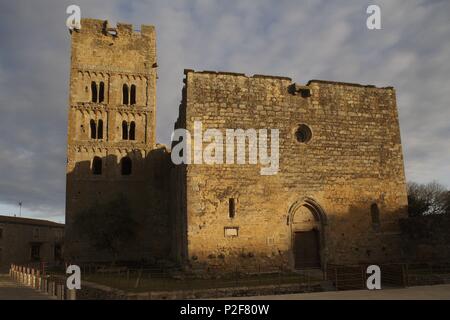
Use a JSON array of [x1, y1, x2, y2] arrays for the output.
[[91, 81, 98, 103], [130, 84, 136, 105], [122, 121, 128, 140], [371, 203, 380, 229], [97, 119, 103, 139], [229, 198, 236, 219], [90, 119, 97, 139], [129, 121, 136, 140], [122, 84, 129, 105], [99, 81, 105, 103]]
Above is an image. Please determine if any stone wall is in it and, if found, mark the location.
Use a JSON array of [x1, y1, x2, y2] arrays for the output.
[[65, 18, 409, 270], [173, 70, 408, 270], [65, 19, 170, 262], [0, 217, 64, 270], [400, 215, 450, 261]]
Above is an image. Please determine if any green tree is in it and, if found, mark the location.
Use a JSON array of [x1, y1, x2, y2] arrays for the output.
[[73, 194, 138, 264]]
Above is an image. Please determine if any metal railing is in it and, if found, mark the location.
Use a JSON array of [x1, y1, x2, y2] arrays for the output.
[[327, 264, 367, 290], [327, 261, 450, 290], [85, 268, 318, 291], [405, 262, 450, 286], [14, 260, 450, 296]]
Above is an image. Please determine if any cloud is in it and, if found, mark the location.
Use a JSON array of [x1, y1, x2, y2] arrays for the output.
[[0, 0, 449, 222]]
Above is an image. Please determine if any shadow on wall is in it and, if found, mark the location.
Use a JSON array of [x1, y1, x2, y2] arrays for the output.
[[400, 214, 450, 262], [180, 202, 409, 272], [328, 204, 409, 265], [65, 146, 174, 264]]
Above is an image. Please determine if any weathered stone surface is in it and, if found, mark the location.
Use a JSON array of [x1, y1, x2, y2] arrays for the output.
[[65, 19, 170, 262], [172, 70, 408, 270], [66, 18, 408, 271], [0, 216, 64, 270]]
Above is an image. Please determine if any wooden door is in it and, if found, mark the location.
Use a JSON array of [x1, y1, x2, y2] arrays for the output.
[[294, 230, 320, 269]]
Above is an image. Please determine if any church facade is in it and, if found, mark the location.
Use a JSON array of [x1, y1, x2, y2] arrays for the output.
[[66, 19, 408, 271]]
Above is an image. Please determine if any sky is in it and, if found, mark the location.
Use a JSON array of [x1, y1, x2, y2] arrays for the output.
[[0, 0, 449, 222]]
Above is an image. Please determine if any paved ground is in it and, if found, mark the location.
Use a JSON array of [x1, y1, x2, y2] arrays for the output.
[[0, 274, 53, 300], [230, 284, 450, 300]]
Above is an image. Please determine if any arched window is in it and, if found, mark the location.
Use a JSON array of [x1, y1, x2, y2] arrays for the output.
[[121, 157, 132, 175], [129, 121, 136, 140], [122, 121, 128, 140], [97, 119, 103, 139], [90, 119, 97, 139], [122, 84, 129, 105], [371, 203, 380, 229], [99, 82, 105, 103], [92, 156, 102, 175], [130, 84, 136, 105], [91, 81, 98, 103]]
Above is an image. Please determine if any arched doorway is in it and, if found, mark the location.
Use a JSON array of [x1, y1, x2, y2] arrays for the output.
[[288, 198, 327, 269]]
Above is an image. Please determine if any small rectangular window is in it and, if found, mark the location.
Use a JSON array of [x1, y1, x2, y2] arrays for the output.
[[224, 227, 238, 237], [31, 244, 40, 261], [54, 229, 62, 240], [0, 228, 3, 239], [229, 198, 236, 219], [33, 228, 39, 239], [54, 244, 62, 261]]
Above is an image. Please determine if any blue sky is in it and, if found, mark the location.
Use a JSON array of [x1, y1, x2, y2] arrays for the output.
[[0, 0, 449, 222]]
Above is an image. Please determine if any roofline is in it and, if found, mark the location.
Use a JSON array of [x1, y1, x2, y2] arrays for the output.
[[183, 69, 394, 89], [307, 79, 394, 89], [0, 215, 64, 228], [184, 69, 292, 81]]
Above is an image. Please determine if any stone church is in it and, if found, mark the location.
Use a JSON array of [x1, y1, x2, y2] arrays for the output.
[[65, 19, 408, 271]]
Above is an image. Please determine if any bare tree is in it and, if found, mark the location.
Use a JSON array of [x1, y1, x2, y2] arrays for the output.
[[445, 191, 450, 215], [407, 181, 448, 217]]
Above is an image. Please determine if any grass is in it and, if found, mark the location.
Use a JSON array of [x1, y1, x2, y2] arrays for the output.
[[83, 272, 320, 293]]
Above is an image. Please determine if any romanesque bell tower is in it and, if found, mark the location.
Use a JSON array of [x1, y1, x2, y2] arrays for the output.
[[65, 19, 168, 262]]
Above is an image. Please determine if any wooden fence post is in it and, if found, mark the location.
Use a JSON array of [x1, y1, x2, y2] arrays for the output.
[[335, 267, 338, 290], [361, 265, 365, 289]]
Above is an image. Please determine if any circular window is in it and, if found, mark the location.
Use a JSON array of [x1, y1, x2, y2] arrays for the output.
[[295, 124, 312, 143]]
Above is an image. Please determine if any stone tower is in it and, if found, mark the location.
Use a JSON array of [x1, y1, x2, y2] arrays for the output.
[[65, 19, 170, 262]]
